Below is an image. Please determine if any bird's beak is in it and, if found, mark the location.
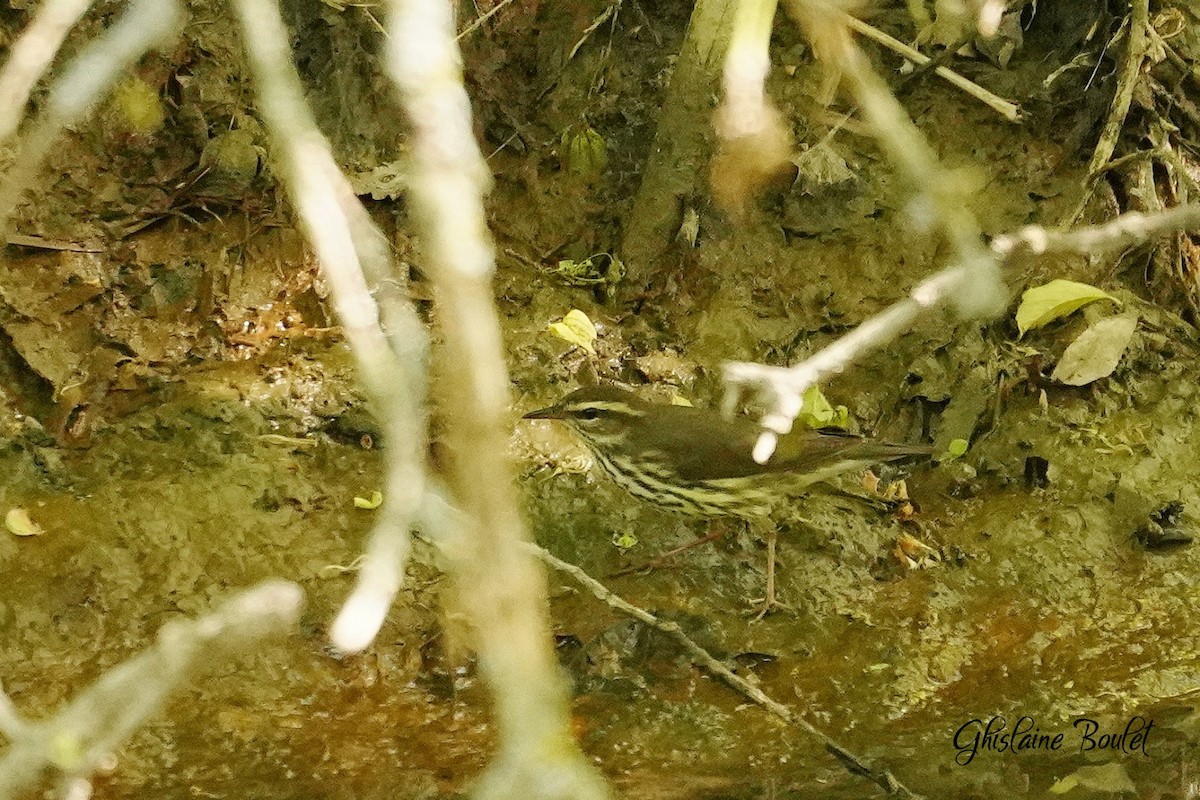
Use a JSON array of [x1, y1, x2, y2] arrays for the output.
[[522, 402, 566, 420]]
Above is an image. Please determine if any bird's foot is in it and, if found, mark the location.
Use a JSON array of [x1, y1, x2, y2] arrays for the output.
[[748, 527, 790, 620], [749, 593, 793, 621]]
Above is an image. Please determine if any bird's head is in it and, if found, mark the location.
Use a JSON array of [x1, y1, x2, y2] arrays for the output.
[[522, 386, 649, 448]]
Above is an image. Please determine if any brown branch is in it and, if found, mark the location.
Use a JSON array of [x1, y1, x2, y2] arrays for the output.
[[842, 12, 1021, 122], [530, 544, 924, 798], [1087, 2, 1149, 175]]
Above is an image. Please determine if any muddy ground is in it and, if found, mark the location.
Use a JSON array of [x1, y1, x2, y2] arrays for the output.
[[2, 1, 1200, 798]]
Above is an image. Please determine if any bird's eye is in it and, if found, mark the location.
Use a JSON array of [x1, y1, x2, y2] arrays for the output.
[[579, 408, 600, 421]]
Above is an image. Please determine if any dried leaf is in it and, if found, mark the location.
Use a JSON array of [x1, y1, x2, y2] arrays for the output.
[[793, 141, 855, 191], [547, 309, 597, 354], [6, 507, 44, 537], [354, 491, 383, 510], [1051, 315, 1138, 386]]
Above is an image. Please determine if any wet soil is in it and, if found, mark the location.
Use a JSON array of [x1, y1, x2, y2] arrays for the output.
[[2, 1, 1200, 799]]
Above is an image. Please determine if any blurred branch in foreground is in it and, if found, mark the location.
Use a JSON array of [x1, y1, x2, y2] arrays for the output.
[[0, 0, 186, 237], [0, 0, 92, 145], [226, 0, 430, 657], [0, 581, 302, 799], [384, 0, 610, 797]]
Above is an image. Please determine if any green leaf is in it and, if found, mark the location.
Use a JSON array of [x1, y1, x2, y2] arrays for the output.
[[561, 126, 608, 177], [1015, 279, 1120, 336], [611, 531, 638, 549], [1050, 763, 1135, 794], [798, 385, 847, 429], [1049, 775, 1079, 795], [551, 253, 625, 294]]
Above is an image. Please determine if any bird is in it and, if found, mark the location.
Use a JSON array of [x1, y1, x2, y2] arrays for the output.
[[523, 383, 933, 615]]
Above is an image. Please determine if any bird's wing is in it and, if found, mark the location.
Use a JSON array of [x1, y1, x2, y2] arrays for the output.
[[632, 406, 769, 481], [641, 408, 930, 481]]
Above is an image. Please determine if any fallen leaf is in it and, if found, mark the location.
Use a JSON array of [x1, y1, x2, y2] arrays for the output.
[[1052, 315, 1138, 386], [1016, 279, 1120, 336], [1049, 762, 1135, 794], [798, 385, 848, 429], [547, 309, 598, 354], [354, 491, 383, 510], [6, 507, 44, 537]]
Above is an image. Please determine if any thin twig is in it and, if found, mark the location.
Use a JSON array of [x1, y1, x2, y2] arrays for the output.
[[724, 261, 972, 461], [841, 12, 1021, 123], [569, 1, 621, 61], [725, 200, 1200, 464], [0, 0, 186, 236], [0, 683, 26, 739], [227, 0, 428, 655], [530, 544, 923, 798], [455, 0, 518, 41], [729, 1, 1006, 462], [384, 0, 609, 796]]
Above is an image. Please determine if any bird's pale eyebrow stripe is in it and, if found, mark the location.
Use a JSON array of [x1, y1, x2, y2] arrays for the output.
[[569, 401, 646, 416]]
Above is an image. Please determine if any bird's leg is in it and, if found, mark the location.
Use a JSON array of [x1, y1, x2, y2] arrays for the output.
[[751, 526, 792, 620], [610, 521, 724, 577]]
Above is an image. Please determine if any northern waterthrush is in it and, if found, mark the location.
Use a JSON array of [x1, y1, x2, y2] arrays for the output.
[[523, 384, 933, 613]]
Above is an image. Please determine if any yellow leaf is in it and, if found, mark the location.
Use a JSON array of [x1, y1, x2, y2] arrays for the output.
[[670, 394, 693, 406], [1049, 775, 1079, 795], [354, 491, 383, 509], [5, 507, 43, 537], [547, 309, 597, 354], [1015, 279, 1120, 336]]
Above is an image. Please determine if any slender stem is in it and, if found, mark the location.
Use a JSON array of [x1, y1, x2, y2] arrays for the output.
[[530, 544, 923, 798], [841, 12, 1021, 122], [226, 0, 429, 655]]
